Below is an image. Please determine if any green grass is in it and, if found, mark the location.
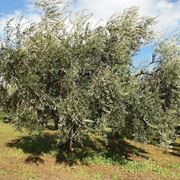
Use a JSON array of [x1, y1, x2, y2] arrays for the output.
[[82, 153, 126, 165], [81, 154, 179, 178], [123, 160, 169, 175]]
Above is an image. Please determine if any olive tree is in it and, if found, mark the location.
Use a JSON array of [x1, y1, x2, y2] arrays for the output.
[[0, 0, 179, 150]]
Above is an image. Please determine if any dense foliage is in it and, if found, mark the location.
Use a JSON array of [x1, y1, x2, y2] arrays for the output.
[[0, 0, 179, 150]]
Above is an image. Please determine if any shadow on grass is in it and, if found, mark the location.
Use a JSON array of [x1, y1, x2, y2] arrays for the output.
[[55, 134, 148, 166], [7, 133, 57, 155], [167, 142, 180, 157], [25, 155, 45, 165], [168, 151, 180, 157], [7, 133, 58, 164], [7, 132, 148, 166], [171, 142, 180, 151]]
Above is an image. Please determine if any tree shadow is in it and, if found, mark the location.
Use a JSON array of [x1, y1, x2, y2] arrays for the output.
[[7, 132, 149, 166], [105, 135, 148, 159], [7, 133, 58, 164], [7, 133, 57, 155], [168, 151, 180, 157], [171, 142, 180, 151], [164, 142, 180, 157], [25, 155, 45, 165], [55, 134, 148, 166]]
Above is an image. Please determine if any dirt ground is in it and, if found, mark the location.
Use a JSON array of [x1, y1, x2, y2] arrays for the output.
[[0, 121, 179, 180]]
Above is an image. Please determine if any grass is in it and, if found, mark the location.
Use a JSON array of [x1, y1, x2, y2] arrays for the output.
[[0, 120, 179, 180]]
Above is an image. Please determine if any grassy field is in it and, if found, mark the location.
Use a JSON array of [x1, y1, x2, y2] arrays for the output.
[[0, 119, 179, 180]]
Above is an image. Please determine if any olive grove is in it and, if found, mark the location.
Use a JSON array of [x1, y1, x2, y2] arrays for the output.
[[0, 0, 179, 151]]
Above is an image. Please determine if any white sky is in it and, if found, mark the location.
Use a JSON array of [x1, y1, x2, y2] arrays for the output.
[[0, 0, 180, 37], [76, 0, 180, 36]]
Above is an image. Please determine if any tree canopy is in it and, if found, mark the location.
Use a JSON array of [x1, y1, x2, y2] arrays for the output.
[[0, 0, 179, 151]]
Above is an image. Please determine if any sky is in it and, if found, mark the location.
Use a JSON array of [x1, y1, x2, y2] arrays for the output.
[[0, 0, 179, 35], [0, 0, 179, 67]]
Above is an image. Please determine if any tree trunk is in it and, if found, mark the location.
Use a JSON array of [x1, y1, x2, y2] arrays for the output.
[[53, 116, 59, 130]]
